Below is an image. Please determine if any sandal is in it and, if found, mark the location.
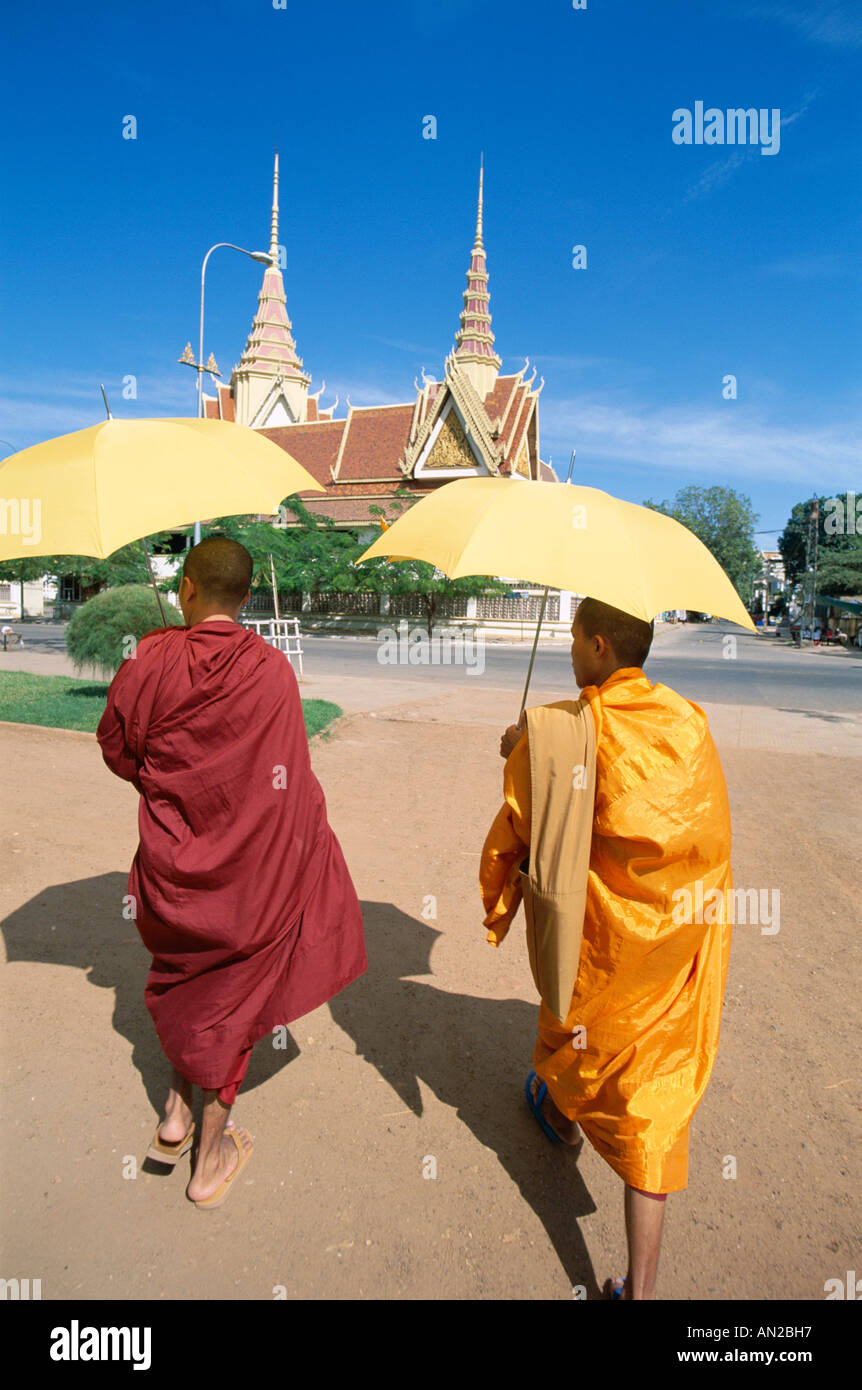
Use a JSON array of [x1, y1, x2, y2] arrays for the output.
[[188, 1126, 254, 1210], [145, 1120, 195, 1166], [525, 1070, 563, 1143]]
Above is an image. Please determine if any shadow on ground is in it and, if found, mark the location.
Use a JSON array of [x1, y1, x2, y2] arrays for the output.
[[1, 883, 598, 1295]]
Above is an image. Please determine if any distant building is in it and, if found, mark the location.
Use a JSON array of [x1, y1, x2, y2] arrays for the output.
[[0, 578, 45, 620], [201, 154, 554, 531], [754, 550, 786, 615]]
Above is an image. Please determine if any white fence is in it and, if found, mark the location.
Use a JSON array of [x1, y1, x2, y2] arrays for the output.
[[242, 617, 304, 678]]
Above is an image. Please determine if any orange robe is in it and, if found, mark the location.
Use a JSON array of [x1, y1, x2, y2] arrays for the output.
[[480, 667, 733, 1193]]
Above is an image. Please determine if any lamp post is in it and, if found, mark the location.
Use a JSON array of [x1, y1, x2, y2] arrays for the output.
[[0, 438, 27, 621], [180, 243, 274, 544]]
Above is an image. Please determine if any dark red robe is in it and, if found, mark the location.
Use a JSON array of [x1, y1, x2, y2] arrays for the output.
[[96, 619, 366, 1102]]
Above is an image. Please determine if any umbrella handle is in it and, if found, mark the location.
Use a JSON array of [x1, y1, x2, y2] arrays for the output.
[[518, 585, 550, 720], [140, 538, 169, 627], [518, 448, 576, 720]]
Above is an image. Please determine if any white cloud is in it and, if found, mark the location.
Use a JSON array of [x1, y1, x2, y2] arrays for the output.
[[762, 253, 848, 278], [541, 393, 860, 487], [0, 370, 202, 450], [510, 353, 618, 371], [683, 152, 748, 204], [678, 91, 816, 204], [779, 89, 819, 126], [359, 333, 439, 357], [746, 2, 862, 48]]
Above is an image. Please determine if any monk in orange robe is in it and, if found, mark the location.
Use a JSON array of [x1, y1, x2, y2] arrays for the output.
[[480, 598, 733, 1299]]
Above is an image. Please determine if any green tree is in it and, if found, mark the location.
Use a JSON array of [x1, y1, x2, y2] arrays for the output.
[[363, 494, 507, 636], [0, 533, 183, 610], [168, 504, 369, 597], [778, 493, 862, 595], [276, 498, 376, 593], [66, 584, 184, 677], [165, 492, 508, 635], [643, 485, 761, 606]]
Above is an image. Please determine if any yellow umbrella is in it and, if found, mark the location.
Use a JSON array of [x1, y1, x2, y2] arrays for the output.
[[0, 417, 323, 561], [358, 477, 755, 630]]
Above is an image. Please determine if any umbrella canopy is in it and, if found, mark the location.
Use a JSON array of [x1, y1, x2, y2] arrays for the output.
[[0, 417, 323, 560], [358, 477, 755, 630]]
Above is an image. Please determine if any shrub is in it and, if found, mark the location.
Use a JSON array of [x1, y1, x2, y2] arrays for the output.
[[66, 585, 184, 676]]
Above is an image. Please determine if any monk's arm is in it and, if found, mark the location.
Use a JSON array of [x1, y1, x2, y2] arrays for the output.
[[479, 731, 531, 947], [96, 663, 143, 792]]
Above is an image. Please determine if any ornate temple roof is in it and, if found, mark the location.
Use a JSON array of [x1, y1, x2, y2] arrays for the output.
[[201, 157, 548, 523]]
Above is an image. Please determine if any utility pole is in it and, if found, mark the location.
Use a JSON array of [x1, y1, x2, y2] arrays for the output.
[[761, 552, 770, 626], [801, 498, 820, 642]]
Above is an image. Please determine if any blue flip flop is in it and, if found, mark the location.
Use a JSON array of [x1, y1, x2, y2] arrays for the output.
[[610, 1276, 627, 1300], [525, 1069, 563, 1144]]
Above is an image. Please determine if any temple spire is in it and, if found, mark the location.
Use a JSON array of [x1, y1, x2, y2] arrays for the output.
[[453, 156, 501, 400], [270, 149, 280, 262], [230, 150, 311, 427]]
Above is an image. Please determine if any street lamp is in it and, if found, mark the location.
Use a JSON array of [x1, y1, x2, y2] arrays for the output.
[[0, 439, 29, 621], [179, 242, 275, 544]]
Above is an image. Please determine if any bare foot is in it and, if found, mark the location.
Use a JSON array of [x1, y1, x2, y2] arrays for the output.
[[186, 1123, 253, 1203], [158, 1094, 194, 1144], [529, 1073, 582, 1146]]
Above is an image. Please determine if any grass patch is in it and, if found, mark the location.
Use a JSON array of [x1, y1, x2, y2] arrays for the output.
[[302, 698, 343, 738], [0, 671, 111, 732], [0, 671, 342, 739]]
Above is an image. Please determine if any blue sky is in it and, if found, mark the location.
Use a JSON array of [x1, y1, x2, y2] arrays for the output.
[[1, 0, 859, 543]]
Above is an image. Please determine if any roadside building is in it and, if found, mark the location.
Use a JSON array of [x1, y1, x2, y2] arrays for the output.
[[754, 550, 786, 620]]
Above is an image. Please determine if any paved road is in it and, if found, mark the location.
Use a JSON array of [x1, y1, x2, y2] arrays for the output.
[[7, 620, 861, 714], [300, 624, 862, 713]]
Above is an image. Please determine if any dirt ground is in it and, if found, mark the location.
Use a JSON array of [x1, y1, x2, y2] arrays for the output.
[[1, 675, 860, 1301]]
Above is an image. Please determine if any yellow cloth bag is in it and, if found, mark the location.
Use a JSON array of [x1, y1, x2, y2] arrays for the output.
[[518, 700, 597, 1022]]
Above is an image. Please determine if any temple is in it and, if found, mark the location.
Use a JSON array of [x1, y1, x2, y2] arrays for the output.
[[202, 154, 554, 527]]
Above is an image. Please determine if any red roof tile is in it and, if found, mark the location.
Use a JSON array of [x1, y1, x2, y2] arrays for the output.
[[503, 393, 533, 469], [259, 420, 346, 489], [335, 404, 415, 480], [483, 374, 522, 430], [218, 385, 235, 422], [300, 494, 401, 524]]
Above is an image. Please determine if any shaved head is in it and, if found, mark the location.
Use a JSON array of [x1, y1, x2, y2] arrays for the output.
[[182, 536, 253, 608], [575, 597, 654, 668]]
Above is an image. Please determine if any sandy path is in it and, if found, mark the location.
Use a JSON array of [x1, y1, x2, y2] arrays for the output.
[[1, 693, 860, 1300]]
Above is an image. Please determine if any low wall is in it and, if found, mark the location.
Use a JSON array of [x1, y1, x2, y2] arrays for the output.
[[252, 612, 576, 642]]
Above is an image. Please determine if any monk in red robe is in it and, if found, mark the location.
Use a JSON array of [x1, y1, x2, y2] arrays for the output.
[[481, 598, 733, 1298], [97, 537, 366, 1208]]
